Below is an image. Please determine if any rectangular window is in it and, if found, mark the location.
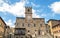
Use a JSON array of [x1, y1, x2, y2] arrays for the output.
[[34, 24, 36, 27], [0, 23, 2, 26], [16, 23, 18, 26], [22, 23, 24, 27], [28, 30, 30, 32], [16, 37, 18, 38], [40, 24, 42, 27], [21, 37, 23, 38], [28, 24, 30, 27]]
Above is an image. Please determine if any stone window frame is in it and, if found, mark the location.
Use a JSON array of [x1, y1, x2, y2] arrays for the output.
[[40, 24, 42, 27], [21, 37, 23, 38], [28, 30, 30, 32], [0, 23, 2, 26], [34, 24, 36, 27], [16, 37, 18, 38], [0, 23, 3, 27], [22, 23, 24, 27], [28, 24, 30, 27]]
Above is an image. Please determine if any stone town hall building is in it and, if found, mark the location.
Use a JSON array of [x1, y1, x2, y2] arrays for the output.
[[14, 7, 46, 38]]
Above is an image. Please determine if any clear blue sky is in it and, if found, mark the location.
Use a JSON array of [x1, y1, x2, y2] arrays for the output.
[[0, 0, 60, 27]]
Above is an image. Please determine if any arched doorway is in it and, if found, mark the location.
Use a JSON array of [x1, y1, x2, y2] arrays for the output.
[[26, 34, 32, 38]]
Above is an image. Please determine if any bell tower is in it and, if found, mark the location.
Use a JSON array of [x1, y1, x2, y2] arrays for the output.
[[25, 7, 32, 21]]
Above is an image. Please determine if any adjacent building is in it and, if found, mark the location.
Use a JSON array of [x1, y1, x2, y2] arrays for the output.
[[52, 24, 60, 38], [5, 26, 10, 38], [14, 7, 46, 38], [0, 17, 6, 38], [0, 17, 14, 38], [5, 26, 14, 38], [47, 19, 60, 38], [1, 6, 60, 38], [45, 24, 50, 33], [10, 27, 14, 38]]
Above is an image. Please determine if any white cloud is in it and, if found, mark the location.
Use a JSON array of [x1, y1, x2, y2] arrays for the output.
[[40, 14, 47, 17], [49, 2, 60, 14], [31, 2, 40, 7], [5, 19, 15, 27], [0, 0, 3, 3], [0, 0, 41, 27], [0, 0, 25, 17], [32, 9, 40, 18], [0, 0, 40, 18], [25, 0, 30, 4]]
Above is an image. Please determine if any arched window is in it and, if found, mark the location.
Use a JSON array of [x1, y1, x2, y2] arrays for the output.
[[16, 37, 18, 38]]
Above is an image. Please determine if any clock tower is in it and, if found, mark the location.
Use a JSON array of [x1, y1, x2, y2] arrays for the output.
[[25, 7, 32, 22]]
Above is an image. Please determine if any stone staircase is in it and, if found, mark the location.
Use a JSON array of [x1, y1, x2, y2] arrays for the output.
[[37, 33, 53, 38]]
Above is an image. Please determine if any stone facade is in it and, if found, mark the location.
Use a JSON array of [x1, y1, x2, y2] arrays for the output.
[[0, 17, 6, 38], [5, 26, 14, 38], [45, 24, 50, 33], [14, 7, 46, 38], [47, 19, 60, 38], [5, 26, 10, 38]]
